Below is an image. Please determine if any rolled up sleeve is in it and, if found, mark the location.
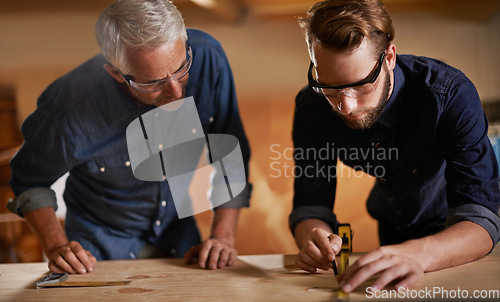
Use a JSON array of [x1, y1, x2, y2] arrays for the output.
[[8, 94, 77, 217], [7, 187, 58, 217], [447, 203, 500, 250]]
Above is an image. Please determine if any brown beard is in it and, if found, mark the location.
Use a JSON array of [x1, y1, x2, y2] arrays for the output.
[[337, 66, 391, 130]]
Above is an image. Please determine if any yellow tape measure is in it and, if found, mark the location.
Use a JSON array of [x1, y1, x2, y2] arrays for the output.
[[337, 224, 352, 274]]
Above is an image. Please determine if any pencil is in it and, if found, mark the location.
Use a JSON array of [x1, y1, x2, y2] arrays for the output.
[[332, 259, 338, 275], [327, 235, 339, 275]]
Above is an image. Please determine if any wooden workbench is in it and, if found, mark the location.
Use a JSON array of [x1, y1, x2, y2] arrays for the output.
[[0, 247, 499, 301]]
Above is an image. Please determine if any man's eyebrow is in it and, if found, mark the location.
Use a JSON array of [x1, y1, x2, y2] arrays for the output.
[[142, 59, 188, 84]]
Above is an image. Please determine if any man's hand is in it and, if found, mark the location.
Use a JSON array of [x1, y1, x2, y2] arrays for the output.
[[337, 221, 492, 293], [295, 226, 342, 273], [338, 244, 424, 293], [24, 207, 97, 274], [47, 241, 97, 274], [184, 237, 237, 269], [184, 208, 240, 269]]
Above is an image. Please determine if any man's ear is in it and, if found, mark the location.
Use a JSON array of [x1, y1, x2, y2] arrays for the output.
[[103, 64, 125, 83], [385, 44, 397, 72]]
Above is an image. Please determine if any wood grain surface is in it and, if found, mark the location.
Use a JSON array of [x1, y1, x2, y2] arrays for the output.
[[0, 247, 499, 301]]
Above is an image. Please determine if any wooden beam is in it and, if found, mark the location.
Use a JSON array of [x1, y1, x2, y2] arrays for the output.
[[0, 0, 113, 13], [248, 0, 500, 22], [383, 0, 500, 21], [190, 0, 246, 23]]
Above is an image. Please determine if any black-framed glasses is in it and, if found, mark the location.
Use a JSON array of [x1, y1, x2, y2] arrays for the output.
[[119, 43, 192, 93], [308, 51, 386, 99]]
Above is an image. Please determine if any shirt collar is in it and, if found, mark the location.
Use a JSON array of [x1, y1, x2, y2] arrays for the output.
[[374, 57, 405, 128]]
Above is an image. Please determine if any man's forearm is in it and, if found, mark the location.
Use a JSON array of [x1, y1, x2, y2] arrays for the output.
[[24, 207, 96, 273], [210, 208, 240, 245], [406, 220, 493, 272], [24, 207, 68, 256]]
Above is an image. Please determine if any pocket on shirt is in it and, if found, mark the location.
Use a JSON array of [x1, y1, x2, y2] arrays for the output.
[[391, 158, 444, 188], [84, 154, 143, 189]]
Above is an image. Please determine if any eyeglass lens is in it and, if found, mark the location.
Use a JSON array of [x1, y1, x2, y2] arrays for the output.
[[130, 44, 192, 93]]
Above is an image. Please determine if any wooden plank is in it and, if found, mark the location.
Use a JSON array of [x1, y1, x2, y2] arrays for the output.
[[0, 248, 499, 301], [0, 100, 16, 111], [0, 146, 20, 167], [0, 214, 24, 223], [0, 0, 113, 13], [190, 0, 246, 22]]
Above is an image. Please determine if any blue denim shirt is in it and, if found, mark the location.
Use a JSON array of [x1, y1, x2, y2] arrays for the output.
[[290, 54, 500, 247], [8, 29, 252, 260]]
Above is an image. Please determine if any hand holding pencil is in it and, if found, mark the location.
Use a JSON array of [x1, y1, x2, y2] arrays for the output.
[[293, 220, 343, 274]]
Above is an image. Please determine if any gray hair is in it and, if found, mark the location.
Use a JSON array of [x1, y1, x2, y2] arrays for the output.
[[96, 0, 187, 74]]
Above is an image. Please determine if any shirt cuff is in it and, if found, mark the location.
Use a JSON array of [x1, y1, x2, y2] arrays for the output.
[[289, 205, 339, 235], [213, 183, 252, 208], [447, 203, 500, 251], [7, 187, 58, 217]]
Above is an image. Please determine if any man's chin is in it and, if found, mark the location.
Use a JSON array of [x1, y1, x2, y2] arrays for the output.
[[157, 99, 177, 106], [155, 96, 186, 107], [341, 111, 379, 129], [344, 119, 372, 130], [333, 109, 372, 129]]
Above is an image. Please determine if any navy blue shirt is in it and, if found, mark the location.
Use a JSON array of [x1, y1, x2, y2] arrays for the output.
[[290, 54, 500, 246], [8, 29, 252, 260]]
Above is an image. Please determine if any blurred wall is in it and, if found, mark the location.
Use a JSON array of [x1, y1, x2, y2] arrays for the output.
[[0, 2, 499, 256]]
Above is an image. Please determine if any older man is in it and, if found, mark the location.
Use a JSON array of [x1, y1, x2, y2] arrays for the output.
[[9, 0, 251, 274]]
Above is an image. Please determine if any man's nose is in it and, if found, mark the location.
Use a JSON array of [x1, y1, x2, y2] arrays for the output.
[[335, 92, 358, 115], [163, 80, 183, 99]]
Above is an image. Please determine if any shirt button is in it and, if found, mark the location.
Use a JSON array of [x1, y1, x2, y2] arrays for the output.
[[209, 117, 214, 123], [155, 220, 161, 226], [125, 161, 131, 167], [158, 144, 164, 150], [192, 128, 197, 134], [99, 167, 105, 172], [161, 200, 167, 207], [412, 169, 420, 176], [380, 178, 387, 184], [374, 142, 381, 148]]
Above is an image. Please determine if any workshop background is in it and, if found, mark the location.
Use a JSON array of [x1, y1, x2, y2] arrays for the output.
[[1, 0, 500, 263]]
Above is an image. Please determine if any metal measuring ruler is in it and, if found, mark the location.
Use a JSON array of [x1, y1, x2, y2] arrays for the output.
[[36, 273, 131, 289]]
